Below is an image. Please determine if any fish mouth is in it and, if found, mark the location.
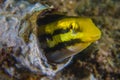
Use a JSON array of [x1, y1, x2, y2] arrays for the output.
[[90, 35, 101, 41], [81, 35, 101, 43]]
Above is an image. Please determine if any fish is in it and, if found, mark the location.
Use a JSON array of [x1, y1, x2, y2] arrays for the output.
[[37, 13, 101, 63]]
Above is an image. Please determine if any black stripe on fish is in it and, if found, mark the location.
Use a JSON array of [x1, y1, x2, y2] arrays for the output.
[[44, 39, 81, 53], [52, 28, 70, 36], [37, 14, 65, 26], [39, 28, 70, 41]]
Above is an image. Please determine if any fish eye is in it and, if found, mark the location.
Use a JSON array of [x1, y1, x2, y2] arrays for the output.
[[69, 23, 80, 34], [69, 24, 73, 29]]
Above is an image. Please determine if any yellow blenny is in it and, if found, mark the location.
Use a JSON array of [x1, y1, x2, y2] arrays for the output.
[[37, 13, 101, 63]]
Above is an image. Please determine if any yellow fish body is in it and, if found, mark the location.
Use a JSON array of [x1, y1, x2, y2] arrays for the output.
[[37, 13, 101, 63]]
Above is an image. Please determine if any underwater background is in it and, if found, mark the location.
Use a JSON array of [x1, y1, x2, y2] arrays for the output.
[[0, 0, 120, 80]]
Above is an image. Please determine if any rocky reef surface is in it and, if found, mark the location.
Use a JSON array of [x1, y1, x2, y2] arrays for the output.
[[0, 0, 120, 80]]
